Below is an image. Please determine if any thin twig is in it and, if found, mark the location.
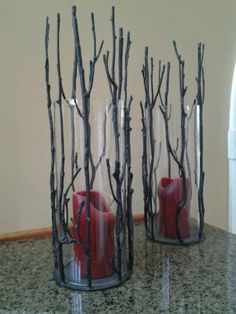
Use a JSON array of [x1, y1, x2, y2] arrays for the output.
[[45, 16, 64, 282], [56, 14, 66, 229]]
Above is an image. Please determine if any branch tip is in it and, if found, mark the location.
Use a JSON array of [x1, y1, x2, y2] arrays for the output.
[[72, 6, 76, 16]]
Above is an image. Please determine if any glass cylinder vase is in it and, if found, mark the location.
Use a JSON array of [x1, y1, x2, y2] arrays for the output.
[[49, 97, 133, 291]]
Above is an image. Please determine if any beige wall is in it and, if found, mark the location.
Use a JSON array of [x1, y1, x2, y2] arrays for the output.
[[0, 0, 235, 234]]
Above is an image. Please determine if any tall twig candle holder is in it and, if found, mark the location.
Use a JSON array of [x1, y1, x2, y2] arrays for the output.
[[141, 42, 205, 245], [44, 6, 134, 291]]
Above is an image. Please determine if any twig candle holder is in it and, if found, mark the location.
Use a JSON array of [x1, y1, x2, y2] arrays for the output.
[[44, 6, 134, 291], [141, 42, 205, 245]]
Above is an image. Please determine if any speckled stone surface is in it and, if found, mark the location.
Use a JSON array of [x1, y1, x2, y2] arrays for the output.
[[1, 223, 236, 313]]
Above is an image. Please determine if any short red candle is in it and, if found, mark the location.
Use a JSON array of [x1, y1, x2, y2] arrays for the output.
[[73, 190, 115, 279], [157, 177, 190, 239]]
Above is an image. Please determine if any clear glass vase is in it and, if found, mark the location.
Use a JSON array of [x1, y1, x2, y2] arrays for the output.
[[52, 98, 133, 290]]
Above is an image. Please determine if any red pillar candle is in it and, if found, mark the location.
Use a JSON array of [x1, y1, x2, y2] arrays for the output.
[[157, 177, 191, 239], [73, 190, 116, 279]]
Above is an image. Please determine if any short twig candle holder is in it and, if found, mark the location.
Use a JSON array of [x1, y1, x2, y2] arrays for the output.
[[140, 42, 205, 245], [44, 6, 134, 291]]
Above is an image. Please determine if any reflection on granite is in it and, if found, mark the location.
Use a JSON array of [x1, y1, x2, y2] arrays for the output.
[[1, 223, 236, 313]]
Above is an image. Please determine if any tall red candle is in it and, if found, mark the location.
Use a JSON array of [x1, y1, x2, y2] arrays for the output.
[[157, 177, 190, 239], [73, 190, 115, 279]]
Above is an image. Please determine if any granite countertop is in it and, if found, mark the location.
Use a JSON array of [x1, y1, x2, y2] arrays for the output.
[[1, 223, 236, 313]]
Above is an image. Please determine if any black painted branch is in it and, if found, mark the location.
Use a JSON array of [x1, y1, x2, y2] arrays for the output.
[[61, 167, 81, 242], [141, 48, 150, 106], [45, 17, 64, 282], [103, 48, 119, 167], [103, 52, 117, 93], [140, 101, 149, 233], [71, 28, 78, 192], [63, 168, 81, 208], [106, 159, 119, 204], [150, 58, 154, 103], [56, 13, 73, 246], [88, 12, 104, 95], [193, 104, 198, 186], [103, 7, 122, 279], [159, 62, 171, 177], [112, 100, 120, 164], [164, 63, 171, 176], [103, 7, 133, 278], [87, 13, 105, 188], [153, 61, 166, 106], [72, 6, 91, 287], [158, 42, 190, 242], [53, 102, 59, 210], [111, 6, 116, 83], [45, 16, 56, 264], [72, 31, 77, 100], [172, 41, 188, 242], [120, 32, 131, 182], [118, 28, 124, 100], [56, 14, 66, 101], [196, 43, 205, 238], [153, 142, 162, 215], [75, 201, 87, 252], [72, 8, 87, 95], [125, 101, 134, 269], [144, 48, 154, 237], [67, 100, 76, 192], [141, 47, 166, 237], [56, 14, 66, 228], [124, 32, 131, 109], [74, 99, 84, 119], [113, 164, 123, 280], [72, 5, 104, 285]]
